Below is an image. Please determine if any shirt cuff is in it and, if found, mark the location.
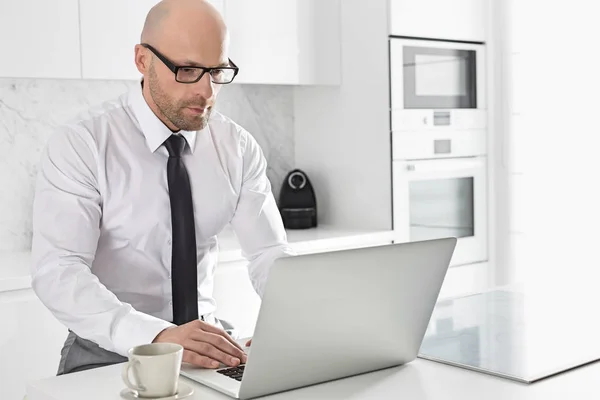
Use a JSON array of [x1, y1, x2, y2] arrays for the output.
[[112, 308, 175, 357]]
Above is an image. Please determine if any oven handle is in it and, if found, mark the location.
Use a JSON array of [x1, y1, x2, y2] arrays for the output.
[[392, 38, 485, 52], [404, 157, 484, 174]]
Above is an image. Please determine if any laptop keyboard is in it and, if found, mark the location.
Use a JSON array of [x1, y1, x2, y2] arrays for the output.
[[217, 365, 245, 381]]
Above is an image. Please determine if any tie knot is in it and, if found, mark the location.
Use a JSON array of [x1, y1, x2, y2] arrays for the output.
[[164, 135, 186, 158]]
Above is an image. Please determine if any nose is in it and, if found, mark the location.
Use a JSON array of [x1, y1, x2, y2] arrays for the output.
[[193, 71, 215, 99]]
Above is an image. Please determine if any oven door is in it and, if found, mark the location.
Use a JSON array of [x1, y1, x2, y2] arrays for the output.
[[390, 38, 486, 132], [392, 157, 488, 266]]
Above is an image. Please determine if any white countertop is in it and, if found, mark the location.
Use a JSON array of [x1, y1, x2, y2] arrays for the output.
[[419, 286, 600, 384], [0, 226, 393, 293], [217, 225, 394, 262], [26, 285, 600, 399], [26, 355, 600, 400]]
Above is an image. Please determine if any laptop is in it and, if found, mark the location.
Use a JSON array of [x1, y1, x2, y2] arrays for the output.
[[180, 237, 456, 399]]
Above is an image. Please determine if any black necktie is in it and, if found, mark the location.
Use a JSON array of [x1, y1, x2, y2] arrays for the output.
[[164, 134, 199, 325]]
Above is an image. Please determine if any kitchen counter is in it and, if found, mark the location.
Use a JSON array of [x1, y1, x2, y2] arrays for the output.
[[217, 225, 394, 262], [26, 356, 600, 400], [0, 226, 394, 293], [27, 285, 600, 400], [419, 285, 600, 383]]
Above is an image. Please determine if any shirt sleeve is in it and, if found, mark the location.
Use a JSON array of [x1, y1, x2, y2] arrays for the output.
[[30, 126, 173, 357], [229, 130, 296, 297]]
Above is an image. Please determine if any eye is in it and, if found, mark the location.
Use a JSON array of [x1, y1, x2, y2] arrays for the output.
[[211, 69, 225, 78], [210, 68, 234, 83], [176, 67, 203, 82], [179, 67, 199, 75]]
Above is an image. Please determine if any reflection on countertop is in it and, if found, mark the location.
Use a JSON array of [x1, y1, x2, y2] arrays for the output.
[[419, 285, 600, 383]]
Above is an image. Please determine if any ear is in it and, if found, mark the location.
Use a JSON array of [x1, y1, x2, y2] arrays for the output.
[[134, 44, 150, 75]]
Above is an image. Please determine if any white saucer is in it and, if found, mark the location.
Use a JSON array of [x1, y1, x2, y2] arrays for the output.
[[120, 382, 194, 400]]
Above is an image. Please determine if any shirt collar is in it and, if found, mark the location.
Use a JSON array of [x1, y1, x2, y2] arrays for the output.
[[128, 81, 199, 154]]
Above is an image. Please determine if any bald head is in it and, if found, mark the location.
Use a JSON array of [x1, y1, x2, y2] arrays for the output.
[[141, 0, 228, 54], [140, 1, 170, 44]]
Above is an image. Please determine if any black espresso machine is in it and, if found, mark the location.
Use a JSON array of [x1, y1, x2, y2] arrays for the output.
[[278, 169, 317, 229]]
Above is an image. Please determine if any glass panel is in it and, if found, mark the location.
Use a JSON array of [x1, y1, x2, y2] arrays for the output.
[[403, 46, 477, 109], [415, 54, 468, 97], [177, 67, 203, 82], [210, 68, 235, 83], [409, 177, 474, 241], [420, 289, 600, 383]]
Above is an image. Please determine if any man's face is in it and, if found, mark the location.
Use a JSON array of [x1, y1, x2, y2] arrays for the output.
[[144, 42, 227, 131], [135, 1, 230, 132]]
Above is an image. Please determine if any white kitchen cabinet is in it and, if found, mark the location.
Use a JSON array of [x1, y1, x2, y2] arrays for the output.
[[389, 0, 487, 42], [212, 260, 261, 339], [0, 289, 67, 400], [79, 0, 225, 81], [78, 0, 336, 85], [0, 0, 81, 79], [79, 0, 159, 80], [226, 0, 340, 85]]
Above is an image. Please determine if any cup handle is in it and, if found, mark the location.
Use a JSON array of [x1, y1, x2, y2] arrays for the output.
[[122, 359, 146, 393]]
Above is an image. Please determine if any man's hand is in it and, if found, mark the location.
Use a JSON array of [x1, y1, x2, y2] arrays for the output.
[[153, 320, 247, 369], [246, 338, 252, 347]]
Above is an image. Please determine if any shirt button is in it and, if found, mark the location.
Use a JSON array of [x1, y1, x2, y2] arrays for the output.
[[167, 239, 172, 245]]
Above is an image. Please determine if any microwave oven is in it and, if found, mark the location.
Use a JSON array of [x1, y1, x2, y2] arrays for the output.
[[390, 38, 487, 160]]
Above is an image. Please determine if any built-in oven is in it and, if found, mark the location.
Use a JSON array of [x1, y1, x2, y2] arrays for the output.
[[390, 38, 487, 159], [392, 156, 487, 266]]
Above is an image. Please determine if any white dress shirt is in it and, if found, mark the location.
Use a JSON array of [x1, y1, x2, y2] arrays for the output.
[[30, 84, 293, 357]]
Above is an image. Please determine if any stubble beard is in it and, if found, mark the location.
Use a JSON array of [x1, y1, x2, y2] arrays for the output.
[[148, 63, 212, 131]]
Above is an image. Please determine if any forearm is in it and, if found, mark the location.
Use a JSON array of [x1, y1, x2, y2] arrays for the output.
[[31, 253, 174, 356], [229, 130, 297, 297]]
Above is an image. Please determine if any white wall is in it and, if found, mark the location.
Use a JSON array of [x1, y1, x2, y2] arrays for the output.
[[500, 1, 600, 286], [293, 0, 392, 231]]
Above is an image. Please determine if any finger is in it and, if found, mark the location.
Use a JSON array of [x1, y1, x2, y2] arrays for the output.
[[199, 323, 244, 351], [191, 330, 247, 363], [182, 349, 220, 369], [203, 331, 247, 360], [185, 338, 242, 367], [191, 331, 247, 363]]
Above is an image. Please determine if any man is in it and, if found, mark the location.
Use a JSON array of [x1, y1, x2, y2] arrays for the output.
[[30, 0, 293, 375]]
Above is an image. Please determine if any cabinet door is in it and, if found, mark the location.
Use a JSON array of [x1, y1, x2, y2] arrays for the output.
[[389, 0, 487, 42], [0, 289, 67, 400], [212, 261, 261, 339], [226, 0, 340, 85], [0, 0, 81, 78], [226, 0, 299, 84], [79, 0, 226, 81], [79, 0, 159, 80]]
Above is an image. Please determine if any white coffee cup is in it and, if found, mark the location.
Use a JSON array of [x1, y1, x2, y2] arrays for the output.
[[121, 342, 184, 398]]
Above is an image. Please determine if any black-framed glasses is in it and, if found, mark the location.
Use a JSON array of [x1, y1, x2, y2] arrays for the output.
[[141, 43, 239, 84]]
